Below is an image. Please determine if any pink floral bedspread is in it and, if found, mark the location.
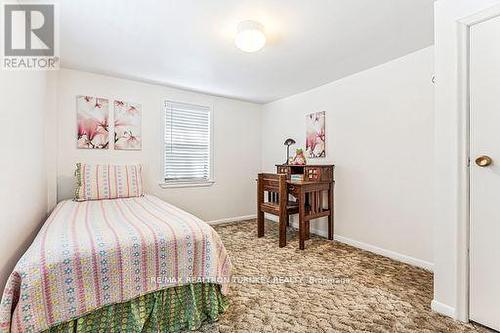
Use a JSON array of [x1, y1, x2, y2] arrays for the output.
[[0, 195, 231, 333]]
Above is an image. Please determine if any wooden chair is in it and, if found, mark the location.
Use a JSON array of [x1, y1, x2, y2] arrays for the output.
[[257, 173, 299, 247]]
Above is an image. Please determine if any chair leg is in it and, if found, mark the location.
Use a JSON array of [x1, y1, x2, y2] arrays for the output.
[[257, 211, 264, 237], [299, 191, 305, 250], [305, 221, 310, 240]]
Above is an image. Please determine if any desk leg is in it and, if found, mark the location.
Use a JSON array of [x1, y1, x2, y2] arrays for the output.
[[328, 184, 334, 240], [279, 179, 287, 248], [279, 213, 287, 248], [299, 189, 306, 250]]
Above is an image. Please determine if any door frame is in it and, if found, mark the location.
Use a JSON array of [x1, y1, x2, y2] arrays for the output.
[[456, 4, 500, 322]]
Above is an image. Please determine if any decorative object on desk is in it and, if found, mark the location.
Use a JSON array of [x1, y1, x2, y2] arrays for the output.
[[114, 100, 142, 150], [77, 96, 110, 149], [283, 138, 296, 165], [290, 148, 307, 165], [306, 111, 326, 158]]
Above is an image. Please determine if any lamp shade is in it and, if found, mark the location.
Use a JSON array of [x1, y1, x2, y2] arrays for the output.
[[283, 138, 296, 165]]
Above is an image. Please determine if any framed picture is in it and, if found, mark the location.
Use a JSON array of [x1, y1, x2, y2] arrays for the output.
[[76, 96, 110, 149], [306, 111, 326, 158], [114, 100, 142, 150]]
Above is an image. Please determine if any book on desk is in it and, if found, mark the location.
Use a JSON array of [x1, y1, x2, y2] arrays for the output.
[[290, 174, 304, 182]]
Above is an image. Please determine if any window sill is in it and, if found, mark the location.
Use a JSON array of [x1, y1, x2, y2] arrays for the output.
[[159, 180, 215, 189]]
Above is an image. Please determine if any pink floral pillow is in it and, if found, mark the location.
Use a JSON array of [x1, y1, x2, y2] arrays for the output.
[[75, 163, 144, 201]]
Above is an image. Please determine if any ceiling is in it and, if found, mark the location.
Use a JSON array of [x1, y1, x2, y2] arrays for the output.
[[55, 0, 434, 104]]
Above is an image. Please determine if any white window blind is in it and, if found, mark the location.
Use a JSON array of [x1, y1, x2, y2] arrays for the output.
[[164, 101, 212, 183]]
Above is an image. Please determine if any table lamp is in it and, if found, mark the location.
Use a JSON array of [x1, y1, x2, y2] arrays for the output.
[[283, 138, 296, 164]]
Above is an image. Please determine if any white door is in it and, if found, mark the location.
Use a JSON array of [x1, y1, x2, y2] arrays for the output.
[[470, 14, 500, 331]]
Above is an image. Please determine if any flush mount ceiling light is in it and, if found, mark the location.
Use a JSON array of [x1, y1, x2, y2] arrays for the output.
[[235, 20, 266, 53]]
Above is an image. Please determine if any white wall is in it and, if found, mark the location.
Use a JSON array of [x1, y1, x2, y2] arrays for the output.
[[261, 47, 434, 267], [433, 0, 500, 320], [56, 69, 262, 221], [0, 71, 56, 292]]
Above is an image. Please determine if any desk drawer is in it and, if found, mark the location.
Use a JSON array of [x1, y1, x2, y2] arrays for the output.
[[277, 166, 289, 175], [304, 166, 333, 182]]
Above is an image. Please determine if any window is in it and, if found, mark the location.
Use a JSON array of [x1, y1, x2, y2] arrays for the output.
[[163, 101, 213, 186]]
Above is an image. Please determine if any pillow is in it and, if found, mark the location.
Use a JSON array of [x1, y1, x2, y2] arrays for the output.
[[75, 163, 144, 201]]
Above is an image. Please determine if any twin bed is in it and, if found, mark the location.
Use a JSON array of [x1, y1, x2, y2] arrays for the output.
[[0, 164, 232, 333]]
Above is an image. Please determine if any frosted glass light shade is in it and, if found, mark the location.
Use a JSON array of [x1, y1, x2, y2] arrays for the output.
[[235, 20, 266, 53]]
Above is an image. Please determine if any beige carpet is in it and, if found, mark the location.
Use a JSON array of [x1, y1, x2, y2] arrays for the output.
[[194, 220, 488, 333]]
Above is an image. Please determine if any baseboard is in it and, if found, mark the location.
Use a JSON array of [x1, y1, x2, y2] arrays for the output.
[[206, 214, 256, 225], [266, 215, 433, 271], [332, 234, 434, 271], [431, 300, 456, 318]]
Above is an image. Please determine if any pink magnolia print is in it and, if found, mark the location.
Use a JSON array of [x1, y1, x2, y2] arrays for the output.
[[77, 96, 110, 149], [306, 111, 326, 158], [114, 100, 142, 150]]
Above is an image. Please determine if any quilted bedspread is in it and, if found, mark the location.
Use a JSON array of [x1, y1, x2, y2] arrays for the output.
[[0, 195, 232, 333]]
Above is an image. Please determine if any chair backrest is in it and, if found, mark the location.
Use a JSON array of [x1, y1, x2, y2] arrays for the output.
[[257, 173, 287, 214]]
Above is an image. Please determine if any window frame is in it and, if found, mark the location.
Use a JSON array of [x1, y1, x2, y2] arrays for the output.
[[160, 100, 215, 188]]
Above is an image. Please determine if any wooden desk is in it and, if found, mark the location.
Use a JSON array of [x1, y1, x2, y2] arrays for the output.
[[277, 164, 335, 250]]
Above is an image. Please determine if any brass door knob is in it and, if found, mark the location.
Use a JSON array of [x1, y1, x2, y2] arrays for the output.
[[475, 155, 493, 167]]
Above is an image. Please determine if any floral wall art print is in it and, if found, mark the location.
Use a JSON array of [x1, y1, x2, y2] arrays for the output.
[[114, 100, 142, 150], [306, 111, 326, 158], [77, 96, 110, 149]]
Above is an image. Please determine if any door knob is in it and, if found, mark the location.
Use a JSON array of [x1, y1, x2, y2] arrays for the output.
[[475, 155, 493, 167]]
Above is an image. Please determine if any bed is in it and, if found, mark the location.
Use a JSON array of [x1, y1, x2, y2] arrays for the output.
[[0, 194, 232, 333]]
